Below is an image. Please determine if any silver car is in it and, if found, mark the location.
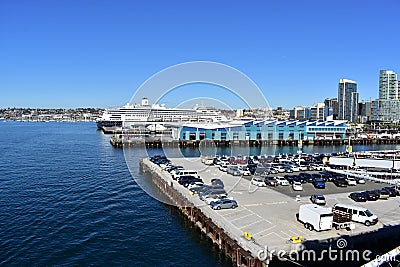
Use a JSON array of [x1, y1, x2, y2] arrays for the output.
[[210, 199, 238, 210], [310, 194, 326, 205]]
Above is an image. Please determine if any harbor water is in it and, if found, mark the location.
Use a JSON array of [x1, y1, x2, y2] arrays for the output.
[[0, 121, 398, 266]]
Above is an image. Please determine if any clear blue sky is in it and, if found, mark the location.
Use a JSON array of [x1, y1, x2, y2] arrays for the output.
[[0, 0, 399, 109]]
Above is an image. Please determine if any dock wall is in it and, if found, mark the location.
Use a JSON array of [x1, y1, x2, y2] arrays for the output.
[[111, 136, 400, 148], [139, 160, 266, 267]]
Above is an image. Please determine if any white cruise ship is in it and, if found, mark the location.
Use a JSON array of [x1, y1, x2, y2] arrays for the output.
[[96, 98, 228, 128]]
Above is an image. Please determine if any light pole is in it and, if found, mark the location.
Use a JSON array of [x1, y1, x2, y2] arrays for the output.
[[297, 131, 303, 166]]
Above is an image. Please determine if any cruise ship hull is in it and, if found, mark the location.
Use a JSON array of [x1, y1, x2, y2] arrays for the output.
[[96, 120, 122, 129]]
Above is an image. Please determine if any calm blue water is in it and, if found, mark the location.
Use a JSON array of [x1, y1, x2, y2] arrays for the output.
[[0, 122, 398, 266], [0, 122, 232, 266]]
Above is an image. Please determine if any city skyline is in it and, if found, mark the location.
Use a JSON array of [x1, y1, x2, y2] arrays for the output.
[[1, 0, 399, 109]]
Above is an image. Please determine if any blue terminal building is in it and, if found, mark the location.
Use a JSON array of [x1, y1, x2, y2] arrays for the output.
[[179, 119, 347, 141]]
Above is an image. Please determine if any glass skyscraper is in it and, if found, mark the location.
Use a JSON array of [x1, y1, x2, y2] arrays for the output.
[[338, 79, 358, 123]]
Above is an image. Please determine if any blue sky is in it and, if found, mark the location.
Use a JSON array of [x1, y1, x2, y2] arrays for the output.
[[0, 0, 399, 109]]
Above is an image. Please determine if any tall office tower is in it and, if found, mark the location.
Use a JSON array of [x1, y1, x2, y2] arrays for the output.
[[338, 79, 359, 122], [379, 70, 399, 100], [324, 98, 339, 119]]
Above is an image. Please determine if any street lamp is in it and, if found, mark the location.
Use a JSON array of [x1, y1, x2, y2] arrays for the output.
[[297, 131, 303, 166]]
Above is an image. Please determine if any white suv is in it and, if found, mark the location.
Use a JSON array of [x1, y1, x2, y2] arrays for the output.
[[275, 177, 289, 186], [346, 177, 357, 186], [251, 177, 266, 187]]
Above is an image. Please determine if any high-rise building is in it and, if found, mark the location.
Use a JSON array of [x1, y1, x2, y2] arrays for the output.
[[338, 79, 359, 122], [371, 70, 400, 122], [324, 98, 339, 119], [358, 99, 372, 123], [379, 70, 399, 100]]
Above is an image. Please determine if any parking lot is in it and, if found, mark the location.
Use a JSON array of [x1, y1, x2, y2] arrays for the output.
[[242, 173, 384, 198], [153, 157, 400, 254]]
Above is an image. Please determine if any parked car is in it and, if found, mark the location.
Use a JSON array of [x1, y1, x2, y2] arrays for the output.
[[306, 164, 315, 171], [299, 173, 313, 183], [227, 166, 241, 176], [274, 165, 286, 173], [298, 163, 309, 171], [284, 175, 295, 184], [382, 186, 397, 197], [200, 189, 227, 200], [283, 166, 294, 173], [320, 171, 334, 181], [361, 191, 379, 201], [178, 176, 202, 186], [313, 178, 326, 189], [254, 167, 269, 176], [310, 164, 323, 171], [251, 177, 266, 187], [296, 175, 307, 184], [373, 189, 390, 200], [219, 165, 228, 172], [187, 181, 205, 190], [346, 177, 357, 186], [275, 177, 290, 186], [292, 181, 303, 191], [204, 194, 229, 205], [269, 167, 279, 174], [265, 176, 278, 186], [210, 199, 238, 210], [238, 165, 251, 176], [355, 177, 366, 184], [190, 184, 222, 195], [211, 178, 224, 187], [289, 164, 300, 172], [333, 178, 348, 187], [349, 192, 367, 202], [310, 194, 326, 205]]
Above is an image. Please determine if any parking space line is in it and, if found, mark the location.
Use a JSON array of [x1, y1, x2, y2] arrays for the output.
[[239, 219, 264, 229], [222, 208, 248, 217], [230, 213, 254, 222], [253, 225, 276, 235]]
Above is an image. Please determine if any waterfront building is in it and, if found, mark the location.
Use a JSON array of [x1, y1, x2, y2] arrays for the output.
[[309, 103, 325, 120], [338, 79, 359, 123], [371, 99, 400, 122], [290, 103, 325, 120], [379, 70, 399, 100], [179, 119, 347, 141], [370, 70, 400, 123], [290, 106, 307, 120]]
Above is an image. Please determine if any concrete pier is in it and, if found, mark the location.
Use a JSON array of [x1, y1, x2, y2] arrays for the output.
[[140, 157, 400, 266]]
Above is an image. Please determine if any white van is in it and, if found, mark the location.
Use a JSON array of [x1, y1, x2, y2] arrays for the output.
[[172, 170, 200, 180], [333, 203, 378, 226]]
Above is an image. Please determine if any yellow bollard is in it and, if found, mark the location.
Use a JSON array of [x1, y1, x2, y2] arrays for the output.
[[290, 235, 303, 243], [244, 231, 252, 240]]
